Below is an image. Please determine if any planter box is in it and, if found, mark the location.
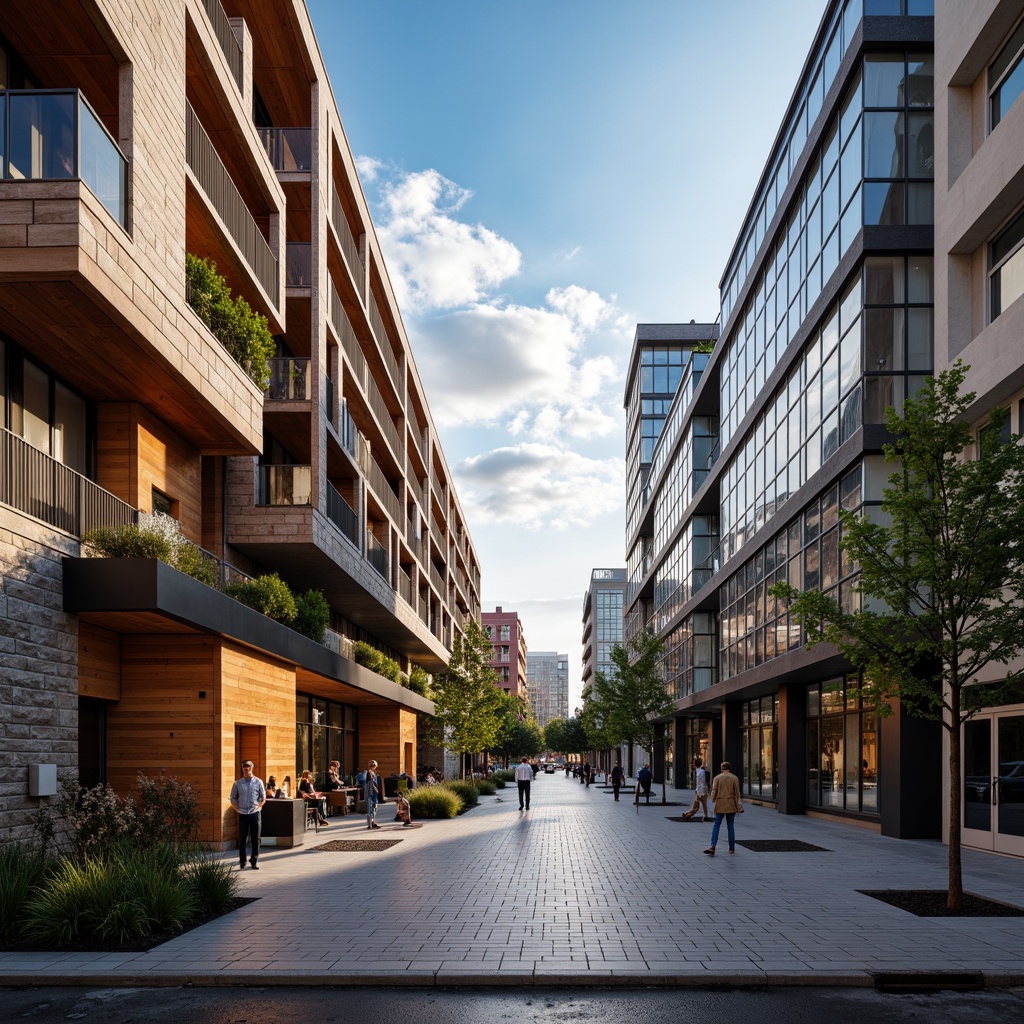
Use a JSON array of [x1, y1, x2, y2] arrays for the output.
[[260, 798, 306, 847]]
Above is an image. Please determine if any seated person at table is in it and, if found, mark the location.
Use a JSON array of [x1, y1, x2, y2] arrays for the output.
[[325, 761, 342, 791], [298, 770, 328, 825], [394, 791, 414, 827], [266, 775, 279, 799]]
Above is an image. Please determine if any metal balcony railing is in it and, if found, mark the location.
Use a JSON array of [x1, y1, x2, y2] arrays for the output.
[[368, 293, 402, 397], [258, 127, 311, 172], [365, 456, 401, 524], [265, 358, 310, 401], [326, 482, 358, 547], [397, 566, 413, 605], [330, 182, 362, 286], [199, 0, 243, 88], [366, 531, 387, 579], [0, 426, 135, 537], [286, 242, 311, 287], [256, 464, 311, 506], [0, 89, 127, 229], [186, 102, 279, 305]]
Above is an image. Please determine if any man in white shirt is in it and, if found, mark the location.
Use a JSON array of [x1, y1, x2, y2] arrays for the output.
[[514, 756, 533, 811], [682, 757, 711, 821]]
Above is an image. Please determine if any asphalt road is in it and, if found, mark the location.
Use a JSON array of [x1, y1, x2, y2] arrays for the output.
[[4, 986, 1024, 1024]]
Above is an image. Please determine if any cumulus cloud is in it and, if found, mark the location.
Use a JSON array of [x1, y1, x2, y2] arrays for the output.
[[375, 168, 521, 311], [455, 444, 624, 530]]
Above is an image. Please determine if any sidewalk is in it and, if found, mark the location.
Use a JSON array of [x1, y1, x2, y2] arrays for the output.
[[2, 773, 1023, 988]]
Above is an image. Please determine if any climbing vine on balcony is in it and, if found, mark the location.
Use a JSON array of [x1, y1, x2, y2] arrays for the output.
[[185, 253, 275, 387]]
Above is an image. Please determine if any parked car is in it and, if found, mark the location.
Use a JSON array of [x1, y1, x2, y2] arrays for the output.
[[543, 763, 556, 774], [965, 761, 1024, 803]]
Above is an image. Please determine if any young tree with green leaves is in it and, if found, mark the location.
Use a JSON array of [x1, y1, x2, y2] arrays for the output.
[[770, 362, 1024, 910], [593, 628, 674, 802], [429, 619, 504, 778]]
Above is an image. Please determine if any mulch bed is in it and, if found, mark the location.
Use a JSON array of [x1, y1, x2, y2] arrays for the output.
[[314, 839, 404, 851], [0, 896, 257, 954], [859, 889, 1024, 917], [736, 840, 830, 852]]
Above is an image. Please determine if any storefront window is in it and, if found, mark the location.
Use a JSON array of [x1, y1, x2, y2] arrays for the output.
[[739, 695, 778, 800], [296, 692, 357, 785], [806, 676, 879, 813]]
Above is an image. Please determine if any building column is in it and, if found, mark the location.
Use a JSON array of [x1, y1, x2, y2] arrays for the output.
[[777, 682, 806, 815], [880, 699, 942, 839]]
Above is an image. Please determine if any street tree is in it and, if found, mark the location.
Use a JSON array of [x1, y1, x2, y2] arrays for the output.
[[494, 691, 543, 765], [579, 682, 616, 770], [593, 628, 674, 801], [543, 717, 566, 755], [770, 362, 1024, 910], [429, 619, 505, 778]]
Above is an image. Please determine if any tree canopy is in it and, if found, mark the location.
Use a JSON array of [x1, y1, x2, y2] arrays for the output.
[[429, 619, 504, 777], [771, 362, 1024, 908]]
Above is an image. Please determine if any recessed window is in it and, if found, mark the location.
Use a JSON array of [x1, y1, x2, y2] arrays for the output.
[[152, 488, 175, 517], [989, 17, 1024, 131], [990, 207, 1024, 319]]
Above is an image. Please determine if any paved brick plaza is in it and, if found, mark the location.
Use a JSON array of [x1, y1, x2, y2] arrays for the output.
[[2, 772, 1023, 987]]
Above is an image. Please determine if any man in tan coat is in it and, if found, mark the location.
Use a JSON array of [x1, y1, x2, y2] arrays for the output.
[[704, 761, 743, 856]]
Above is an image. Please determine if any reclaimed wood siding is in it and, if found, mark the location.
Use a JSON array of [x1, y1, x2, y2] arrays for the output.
[[78, 621, 120, 700], [357, 707, 417, 778]]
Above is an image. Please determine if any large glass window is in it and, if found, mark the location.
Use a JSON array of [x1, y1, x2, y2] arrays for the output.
[[989, 16, 1024, 131], [296, 693, 357, 786], [990, 207, 1024, 319], [740, 695, 778, 800], [806, 676, 879, 813]]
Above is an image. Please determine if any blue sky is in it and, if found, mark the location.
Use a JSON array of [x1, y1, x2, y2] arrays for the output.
[[306, 0, 826, 710]]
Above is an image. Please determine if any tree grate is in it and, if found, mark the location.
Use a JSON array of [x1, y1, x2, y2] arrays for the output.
[[735, 840, 830, 852], [314, 839, 404, 851]]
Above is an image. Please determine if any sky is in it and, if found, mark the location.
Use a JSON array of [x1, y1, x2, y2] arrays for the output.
[[306, 0, 826, 712]]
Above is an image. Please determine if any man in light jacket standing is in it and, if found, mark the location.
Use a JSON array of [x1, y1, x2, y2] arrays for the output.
[[704, 761, 743, 856], [230, 760, 266, 870], [514, 756, 533, 811], [682, 757, 711, 821]]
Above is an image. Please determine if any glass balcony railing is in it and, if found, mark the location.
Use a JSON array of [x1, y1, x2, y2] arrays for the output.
[[258, 127, 312, 172], [0, 90, 128, 228], [257, 464, 311, 506], [327, 482, 358, 546], [367, 531, 387, 579], [286, 242, 311, 287], [264, 357, 310, 400]]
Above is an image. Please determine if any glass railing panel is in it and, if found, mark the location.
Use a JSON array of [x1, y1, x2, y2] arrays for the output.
[[286, 242, 311, 287], [1, 91, 127, 229], [79, 97, 126, 228], [257, 464, 311, 506], [258, 127, 311, 171], [265, 358, 310, 400]]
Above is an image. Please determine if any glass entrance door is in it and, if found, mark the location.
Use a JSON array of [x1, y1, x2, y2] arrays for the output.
[[963, 711, 1024, 857]]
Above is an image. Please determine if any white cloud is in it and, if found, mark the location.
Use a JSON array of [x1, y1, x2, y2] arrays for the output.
[[455, 443, 624, 530], [376, 169, 521, 311]]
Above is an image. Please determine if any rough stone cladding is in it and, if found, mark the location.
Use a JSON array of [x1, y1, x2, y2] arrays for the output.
[[0, 508, 79, 846]]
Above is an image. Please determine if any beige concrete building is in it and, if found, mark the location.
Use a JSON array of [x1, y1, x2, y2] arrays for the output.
[[934, 0, 1024, 859], [0, 0, 481, 848]]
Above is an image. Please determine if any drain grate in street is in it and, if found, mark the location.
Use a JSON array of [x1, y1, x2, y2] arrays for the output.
[[735, 839, 830, 852], [315, 839, 403, 852]]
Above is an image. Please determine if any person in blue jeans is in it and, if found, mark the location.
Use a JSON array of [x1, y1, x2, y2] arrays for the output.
[[636, 763, 653, 804], [704, 761, 744, 856], [230, 760, 266, 870], [365, 759, 384, 830]]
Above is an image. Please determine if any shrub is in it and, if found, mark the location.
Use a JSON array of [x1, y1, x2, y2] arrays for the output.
[[407, 786, 461, 819], [182, 856, 238, 917], [406, 665, 431, 696], [0, 845, 47, 940], [133, 773, 202, 851], [84, 513, 217, 588], [475, 779, 497, 796], [491, 777, 507, 789], [443, 780, 479, 810], [492, 770, 516, 784], [224, 573, 297, 624], [293, 588, 330, 643], [185, 253, 274, 387], [353, 641, 401, 683]]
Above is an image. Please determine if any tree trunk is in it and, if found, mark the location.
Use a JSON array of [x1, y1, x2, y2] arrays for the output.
[[947, 692, 964, 911]]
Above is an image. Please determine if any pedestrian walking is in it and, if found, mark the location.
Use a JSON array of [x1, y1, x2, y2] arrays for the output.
[[610, 761, 625, 801], [705, 761, 744, 856], [682, 757, 711, 821], [637, 762, 653, 804], [364, 758, 384, 829], [229, 760, 266, 870], [581, 761, 590, 785], [514, 755, 533, 810]]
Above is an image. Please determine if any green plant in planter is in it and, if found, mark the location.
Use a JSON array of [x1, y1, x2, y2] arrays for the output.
[[353, 641, 401, 683], [185, 253, 275, 387], [293, 589, 330, 643], [223, 573, 297, 624], [406, 665, 431, 696]]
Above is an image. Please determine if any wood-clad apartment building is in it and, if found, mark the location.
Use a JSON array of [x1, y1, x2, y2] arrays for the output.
[[0, 0, 482, 847]]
